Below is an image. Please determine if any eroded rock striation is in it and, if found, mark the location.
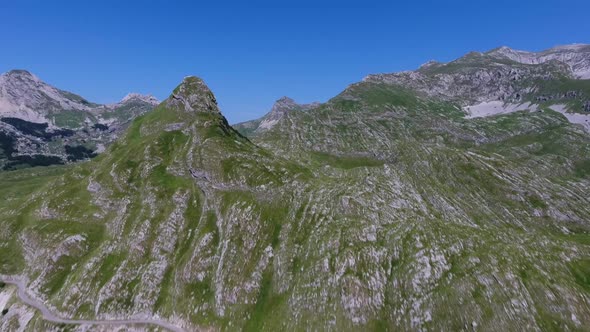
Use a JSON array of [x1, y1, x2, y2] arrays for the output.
[[2, 45, 590, 331]]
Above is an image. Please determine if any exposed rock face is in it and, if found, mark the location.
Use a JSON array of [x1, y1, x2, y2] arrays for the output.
[[0, 70, 158, 169], [487, 44, 590, 79], [364, 51, 570, 105], [0, 70, 94, 124]]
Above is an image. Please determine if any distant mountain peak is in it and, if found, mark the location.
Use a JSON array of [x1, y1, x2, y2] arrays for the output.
[[486, 45, 527, 55], [120, 93, 159, 105], [270, 96, 298, 113], [485, 43, 590, 78], [3, 69, 41, 84], [6, 69, 34, 76], [276, 96, 296, 103], [234, 95, 320, 134], [419, 60, 441, 69], [268, 96, 319, 118]]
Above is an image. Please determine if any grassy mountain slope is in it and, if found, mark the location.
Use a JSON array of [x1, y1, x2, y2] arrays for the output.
[[1, 58, 590, 331]]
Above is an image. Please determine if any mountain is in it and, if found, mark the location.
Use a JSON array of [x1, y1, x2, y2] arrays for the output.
[[0, 70, 158, 169], [486, 44, 590, 79], [234, 96, 319, 135], [0, 76, 310, 331], [120, 92, 160, 106], [363, 45, 590, 111], [0, 70, 97, 124], [2, 45, 590, 331]]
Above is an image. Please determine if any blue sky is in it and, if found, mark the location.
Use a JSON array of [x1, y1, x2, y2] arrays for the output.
[[1, 0, 588, 123]]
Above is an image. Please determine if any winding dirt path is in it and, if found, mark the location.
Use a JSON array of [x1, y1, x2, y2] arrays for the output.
[[0, 276, 185, 332]]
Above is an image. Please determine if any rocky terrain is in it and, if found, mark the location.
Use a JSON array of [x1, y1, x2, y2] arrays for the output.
[[0, 70, 158, 170], [234, 96, 319, 135], [1, 45, 590, 331]]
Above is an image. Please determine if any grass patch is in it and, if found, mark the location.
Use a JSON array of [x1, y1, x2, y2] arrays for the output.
[[573, 159, 590, 178], [94, 253, 124, 287], [243, 271, 287, 332], [527, 194, 547, 209], [569, 259, 590, 293], [310, 151, 384, 169]]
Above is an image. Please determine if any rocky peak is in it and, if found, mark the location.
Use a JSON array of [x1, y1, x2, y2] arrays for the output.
[[247, 96, 320, 132], [275, 96, 296, 104], [268, 96, 319, 119], [5, 69, 37, 80], [419, 60, 441, 70], [166, 76, 219, 113], [269, 96, 299, 117], [1, 69, 42, 89], [120, 93, 160, 106]]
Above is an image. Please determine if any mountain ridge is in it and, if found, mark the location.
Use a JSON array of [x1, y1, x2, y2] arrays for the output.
[[234, 96, 320, 135], [2, 46, 590, 331]]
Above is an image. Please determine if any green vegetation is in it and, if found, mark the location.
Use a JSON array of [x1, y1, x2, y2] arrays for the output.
[[2, 67, 590, 331], [243, 272, 287, 332], [570, 259, 590, 292], [310, 151, 385, 169], [573, 159, 590, 178], [51, 110, 91, 128]]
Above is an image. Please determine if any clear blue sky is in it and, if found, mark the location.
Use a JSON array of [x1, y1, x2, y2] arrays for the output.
[[1, 0, 588, 123]]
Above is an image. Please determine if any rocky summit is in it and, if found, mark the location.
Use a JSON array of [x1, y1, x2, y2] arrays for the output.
[[234, 96, 320, 135], [1, 45, 590, 331]]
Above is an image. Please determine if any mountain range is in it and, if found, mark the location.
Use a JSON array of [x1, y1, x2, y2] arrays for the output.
[[0, 70, 158, 170], [1, 44, 590, 331]]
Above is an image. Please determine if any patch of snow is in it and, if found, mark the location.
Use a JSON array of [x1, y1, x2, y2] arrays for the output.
[[549, 104, 590, 131], [463, 101, 537, 118]]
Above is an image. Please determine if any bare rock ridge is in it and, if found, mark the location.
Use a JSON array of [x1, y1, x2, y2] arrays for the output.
[[120, 93, 160, 106], [361, 43, 590, 113], [234, 95, 319, 134], [486, 44, 590, 78], [269, 96, 319, 117]]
